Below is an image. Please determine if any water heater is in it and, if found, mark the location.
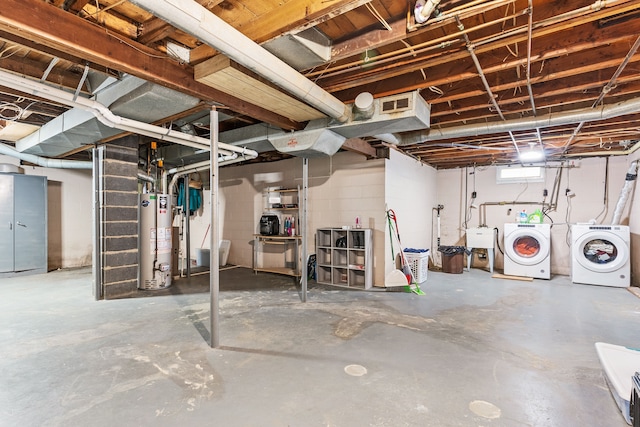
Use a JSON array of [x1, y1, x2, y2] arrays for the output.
[[138, 193, 172, 289]]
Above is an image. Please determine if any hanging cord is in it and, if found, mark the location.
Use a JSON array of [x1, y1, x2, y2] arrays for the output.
[[494, 227, 504, 255], [564, 167, 572, 246], [594, 157, 609, 223]]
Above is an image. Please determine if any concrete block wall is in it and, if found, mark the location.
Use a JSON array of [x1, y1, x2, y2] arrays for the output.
[[101, 136, 139, 299]]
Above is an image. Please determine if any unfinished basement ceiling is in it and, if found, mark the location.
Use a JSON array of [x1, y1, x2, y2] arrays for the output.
[[0, 0, 639, 168]]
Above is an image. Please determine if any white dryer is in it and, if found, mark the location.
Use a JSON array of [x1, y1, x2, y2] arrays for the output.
[[571, 224, 630, 287], [503, 223, 551, 279]]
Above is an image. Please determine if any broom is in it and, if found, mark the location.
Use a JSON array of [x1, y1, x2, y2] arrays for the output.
[[386, 209, 425, 295]]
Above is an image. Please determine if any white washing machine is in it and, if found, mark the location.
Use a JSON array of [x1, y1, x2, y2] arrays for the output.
[[503, 223, 551, 279], [571, 224, 630, 287]]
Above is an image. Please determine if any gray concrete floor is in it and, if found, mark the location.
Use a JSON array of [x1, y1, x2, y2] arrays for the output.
[[1, 266, 639, 427]]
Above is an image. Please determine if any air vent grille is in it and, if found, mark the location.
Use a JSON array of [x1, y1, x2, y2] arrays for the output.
[[381, 95, 412, 113]]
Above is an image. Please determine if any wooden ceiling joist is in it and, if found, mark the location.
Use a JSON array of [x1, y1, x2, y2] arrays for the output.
[[0, 0, 302, 131]]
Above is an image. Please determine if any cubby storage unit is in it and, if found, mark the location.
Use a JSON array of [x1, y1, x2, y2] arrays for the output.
[[316, 228, 372, 289]]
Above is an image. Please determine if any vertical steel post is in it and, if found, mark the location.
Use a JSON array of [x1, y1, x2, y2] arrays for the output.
[[210, 107, 220, 348], [301, 158, 308, 302], [92, 146, 104, 300], [185, 177, 191, 278]]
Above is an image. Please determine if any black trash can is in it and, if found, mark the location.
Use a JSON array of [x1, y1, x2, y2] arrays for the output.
[[438, 246, 467, 274]]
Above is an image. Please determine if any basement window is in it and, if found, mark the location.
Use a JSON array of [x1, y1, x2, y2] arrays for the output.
[[496, 165, 544, 184]]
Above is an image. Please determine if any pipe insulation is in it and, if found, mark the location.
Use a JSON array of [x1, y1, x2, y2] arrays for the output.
[[415, 0, 441, 24], [611, 160, 638, 225], [0, 142, 92, 169], [398, 97, 640, 145], [0, 70, 258, 160], [129, 0, 350, 123]]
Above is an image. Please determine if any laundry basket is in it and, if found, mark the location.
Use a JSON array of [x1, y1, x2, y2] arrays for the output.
[[403, 248, 430, 283]]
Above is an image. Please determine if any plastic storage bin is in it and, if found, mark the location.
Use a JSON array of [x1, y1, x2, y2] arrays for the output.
[[595, 342, 640, 425], [438, 246, 466, 274], [403, 248, 429, 283], [195, 240, 231, 267]]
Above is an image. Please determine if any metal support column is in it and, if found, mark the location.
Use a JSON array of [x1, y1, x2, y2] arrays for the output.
[[185, 178, 191, 277], [301, 158, 308, 302], [210, 107, 220, 348], [92, 146, 104, 300]]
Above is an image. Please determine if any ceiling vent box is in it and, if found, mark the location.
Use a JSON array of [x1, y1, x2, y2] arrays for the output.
[[262, 28, 331, 71], [268, 129, 346, 158], [330, 91, 430, 139]]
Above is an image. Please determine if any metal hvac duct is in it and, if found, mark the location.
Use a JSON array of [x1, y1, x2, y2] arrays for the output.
[[16, 75, 201, 157], [397, 97, 640, 145], [0, 70, 258, 161], [128, 0, 350, 123]]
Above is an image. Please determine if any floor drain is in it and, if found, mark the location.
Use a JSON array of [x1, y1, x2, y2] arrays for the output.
[[344, 364, 367, 376], [469, 400, 501, 419]]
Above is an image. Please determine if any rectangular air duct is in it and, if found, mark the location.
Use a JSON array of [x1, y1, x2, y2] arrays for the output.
[[268, 129, 346, 158], [223, 91, 430, 158]]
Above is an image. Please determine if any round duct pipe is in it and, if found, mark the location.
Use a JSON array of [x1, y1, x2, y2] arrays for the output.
[[352, 92, 375, 121]]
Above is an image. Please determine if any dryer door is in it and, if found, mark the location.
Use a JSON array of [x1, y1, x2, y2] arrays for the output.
[[572, 231, 629, 273], [504, 228, 550, 266]]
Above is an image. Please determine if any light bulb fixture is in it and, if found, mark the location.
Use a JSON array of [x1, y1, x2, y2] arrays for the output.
[[519, 147, 545, 162]]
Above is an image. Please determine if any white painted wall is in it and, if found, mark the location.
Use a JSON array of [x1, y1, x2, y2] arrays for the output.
[[436, 156, 635, 276], [191, 152, 386, 284], [384, 149, 437, 280], [187, 150, 438, 287], [0, 155, 93, 269]]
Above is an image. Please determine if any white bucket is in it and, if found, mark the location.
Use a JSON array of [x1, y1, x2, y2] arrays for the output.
[[196, 240, 231, 267]]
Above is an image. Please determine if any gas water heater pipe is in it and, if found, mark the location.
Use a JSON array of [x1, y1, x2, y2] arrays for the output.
[[433, 204, 444, 265]]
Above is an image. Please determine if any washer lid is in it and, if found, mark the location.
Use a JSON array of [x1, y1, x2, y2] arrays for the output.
[[504, 227, 550, 266], [572, 231, 629, 273]]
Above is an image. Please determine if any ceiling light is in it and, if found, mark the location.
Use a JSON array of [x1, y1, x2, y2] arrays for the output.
[[519, 148, 545, 163]]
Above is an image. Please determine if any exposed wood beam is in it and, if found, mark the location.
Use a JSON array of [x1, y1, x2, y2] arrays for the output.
[[0, 0, 301, 130], [137, 17, 176, 45], [0, 31, 117, 79], [189, 0, 374, 66], [331, 18, 407, 62], [326, 2, 640, 98], [0, 52, 89, 91], [341, 137, 378, 158], [237, 0, 374, 44]]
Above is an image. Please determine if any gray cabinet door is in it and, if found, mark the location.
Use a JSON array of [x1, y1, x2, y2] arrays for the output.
[[0, 175, 14, 272], [14, 175, 47, 272]]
